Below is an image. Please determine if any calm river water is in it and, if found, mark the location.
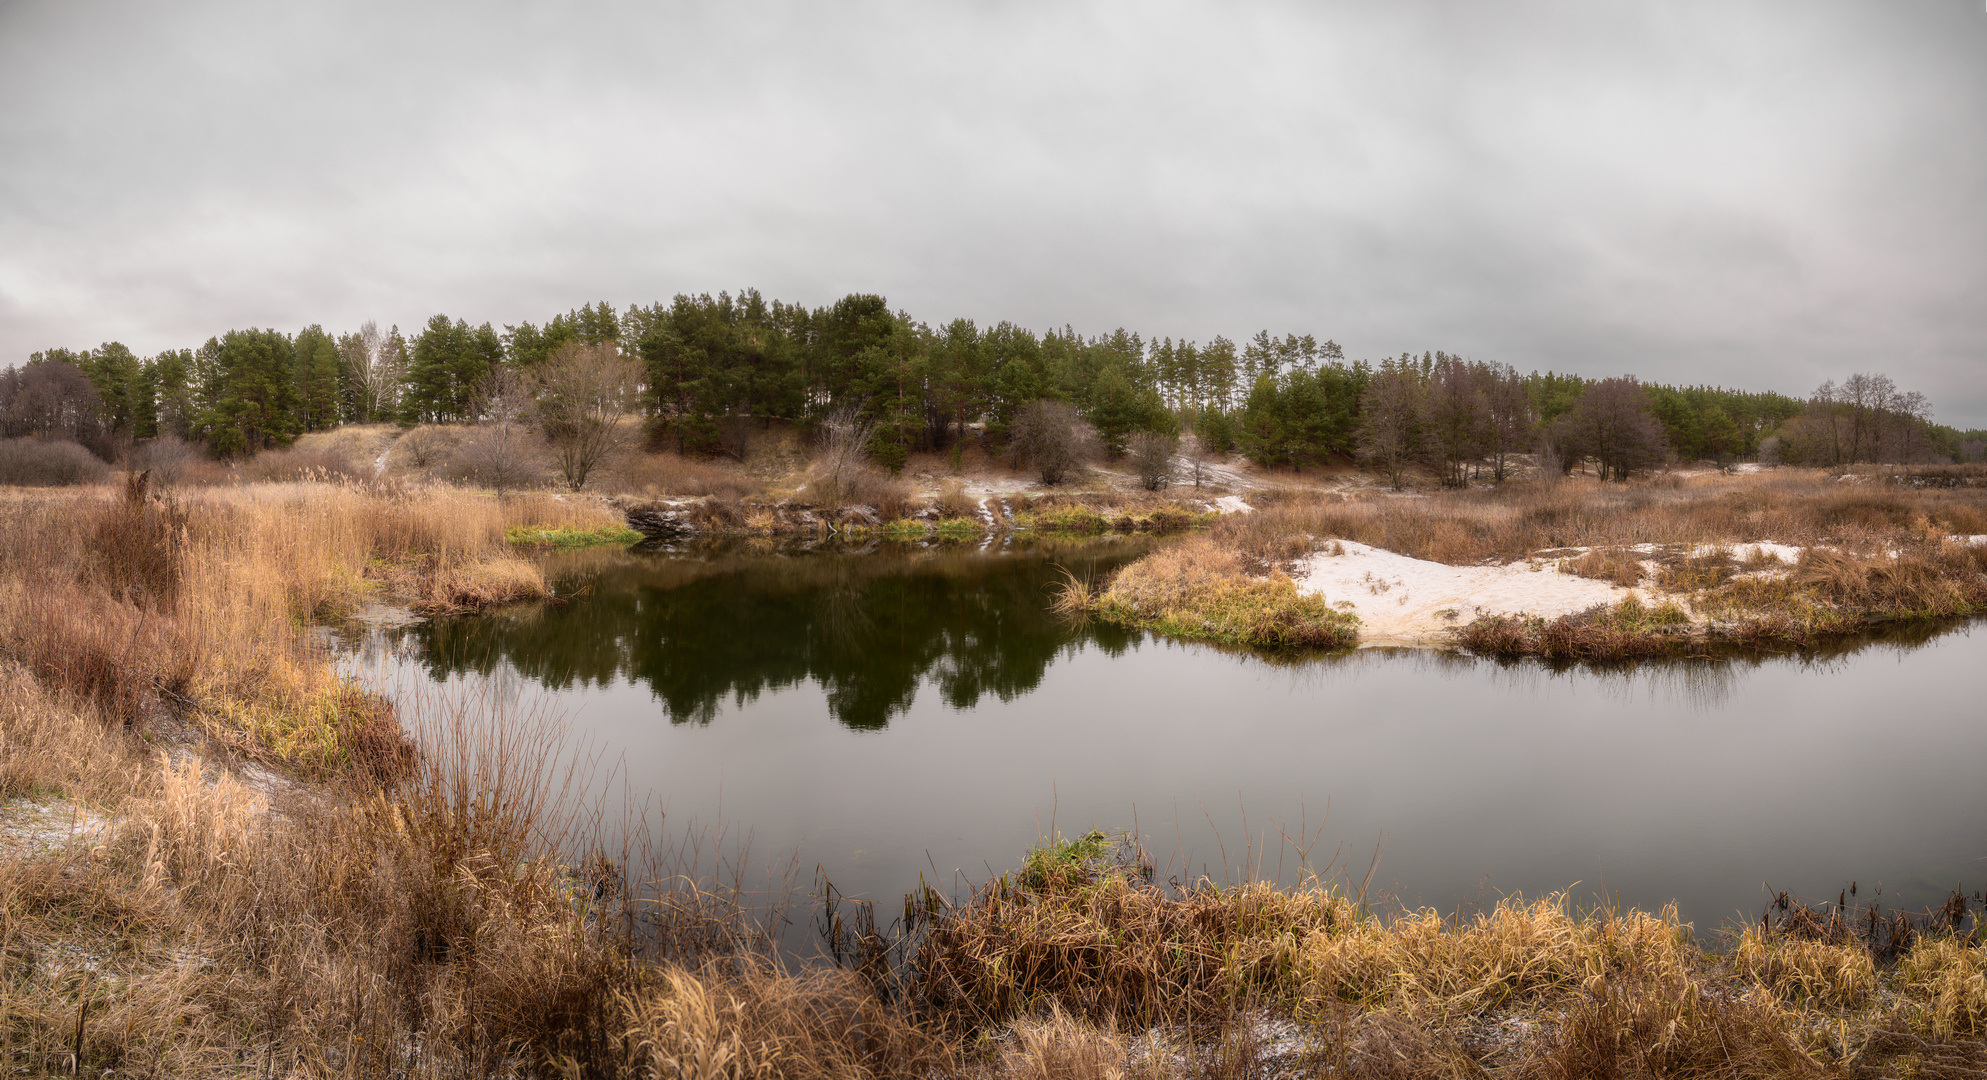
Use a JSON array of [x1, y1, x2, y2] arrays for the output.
[[338, 538, 1986, 935]]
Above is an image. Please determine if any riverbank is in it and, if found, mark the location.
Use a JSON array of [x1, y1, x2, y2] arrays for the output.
[[1085, 467, 1987, 657], [5, 476, 1986, 1075]]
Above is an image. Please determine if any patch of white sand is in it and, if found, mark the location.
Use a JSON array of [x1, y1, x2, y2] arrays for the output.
[[1293, 541, 1639, 646], [1723, 541, 1803, 565]]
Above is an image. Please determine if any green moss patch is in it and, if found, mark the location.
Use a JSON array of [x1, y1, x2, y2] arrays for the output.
[[505, 524, 644, 550]]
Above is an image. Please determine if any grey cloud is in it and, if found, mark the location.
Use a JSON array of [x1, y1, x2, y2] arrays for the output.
[[2, 0, 1983, 423]]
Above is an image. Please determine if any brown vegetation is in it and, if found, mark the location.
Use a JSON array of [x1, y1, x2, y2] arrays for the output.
[[1087, 536, 1360, 649], [1113, 468, 1987, 659], [1218, 469, 1987, 567], [5, 473, 1986, 1076]]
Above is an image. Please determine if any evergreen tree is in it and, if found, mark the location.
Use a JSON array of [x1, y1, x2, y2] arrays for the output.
[[196, 329, 298, 455], [292, 325, 342, 432], [403, 315, 501, 422], [78, 342, 143, 441], [146, 349, 195, 440]]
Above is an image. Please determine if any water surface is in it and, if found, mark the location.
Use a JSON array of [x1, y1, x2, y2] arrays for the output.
[[341, 538, 1987, 933]]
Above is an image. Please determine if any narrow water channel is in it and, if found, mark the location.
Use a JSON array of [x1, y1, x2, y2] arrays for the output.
[[337, 538, 1987, 935]]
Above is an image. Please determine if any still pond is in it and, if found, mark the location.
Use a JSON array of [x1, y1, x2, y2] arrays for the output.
[[336, 537, 1987, 934]]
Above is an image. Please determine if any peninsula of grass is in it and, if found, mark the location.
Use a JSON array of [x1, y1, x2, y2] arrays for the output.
[[1081, 535, 1361, 650], [1459, 546, 1987, 661], [1089, 466, 1987, 660]]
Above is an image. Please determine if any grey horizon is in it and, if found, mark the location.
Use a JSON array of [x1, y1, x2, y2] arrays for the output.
[[2, 0, 1982, 425]]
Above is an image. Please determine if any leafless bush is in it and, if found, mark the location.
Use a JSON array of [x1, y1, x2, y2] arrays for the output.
[[535, 343, 643, 491], [125, 433, 202, 487], [808, 408, 877, 503], [1011, 400, 1096, 486], [0, 437, 110, 486], [934, 480, 979, 519], [1128, 430, 1176, 491], [394, 424, 451, 469], [457, 366, 543, 496], [802, 408, 911, 514]]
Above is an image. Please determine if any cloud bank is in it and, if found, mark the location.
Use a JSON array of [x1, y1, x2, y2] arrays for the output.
[[2, 0, 1983, 422]]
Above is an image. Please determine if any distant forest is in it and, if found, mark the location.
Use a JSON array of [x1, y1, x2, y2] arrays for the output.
[[5, 290, 1983, 480]]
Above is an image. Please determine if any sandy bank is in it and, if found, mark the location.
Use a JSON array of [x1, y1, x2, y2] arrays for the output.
[[1292, 541, 1641, 646]]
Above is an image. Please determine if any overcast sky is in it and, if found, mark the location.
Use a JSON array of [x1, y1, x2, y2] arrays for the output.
[[2, 0, 1983, 424]]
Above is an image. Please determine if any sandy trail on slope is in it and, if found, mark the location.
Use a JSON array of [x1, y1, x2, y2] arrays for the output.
[[1292, 541, 1642, 646]]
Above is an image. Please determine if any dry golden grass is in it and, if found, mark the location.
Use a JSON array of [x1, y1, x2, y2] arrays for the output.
[[0, 479, 618, 773], [1564, 545, 1646, 586], [1897, 938, 1987, 1038], [1087, 536, 1359, 649], [611, 448, 765, 498], [412, 553, 550, 615], [1220, 469, 1987, 568], [1735, 926, 1879, 1008], [6, 472, 1987, 1076]]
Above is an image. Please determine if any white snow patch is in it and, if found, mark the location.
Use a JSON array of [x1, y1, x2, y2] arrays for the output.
[[1214, 495, 1254, 514], [1952, 534, 1987, 546], [1294, 541, 1638, 646]]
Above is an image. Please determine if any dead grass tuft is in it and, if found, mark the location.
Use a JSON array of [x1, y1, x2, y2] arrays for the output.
[[1565, 546, 1645, 586], [413, 553, 550, 614], [1089, 536, 1359, 650]]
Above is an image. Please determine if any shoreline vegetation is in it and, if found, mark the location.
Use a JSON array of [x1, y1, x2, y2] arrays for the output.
[[0, 450, 1984, 1071], [1081, 465, 1987, 658], [0, 420, 1979, 1072]]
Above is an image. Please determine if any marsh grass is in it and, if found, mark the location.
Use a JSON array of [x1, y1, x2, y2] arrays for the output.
[[1565, 546, 1645, 586], [1220, 469, 1987, 567], [1087, 536, 1360, 650], [6, 475, 1987, 1076], [1202, 469, 1987, 658], [0, 481, 616, 769]]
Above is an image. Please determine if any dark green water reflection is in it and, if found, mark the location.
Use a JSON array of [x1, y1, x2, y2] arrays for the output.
[[403, 538, 1157, 730], [347, 538, 1987, 932]]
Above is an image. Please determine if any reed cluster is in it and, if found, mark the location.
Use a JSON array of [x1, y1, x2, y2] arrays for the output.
[[0, 478, 611, 770]]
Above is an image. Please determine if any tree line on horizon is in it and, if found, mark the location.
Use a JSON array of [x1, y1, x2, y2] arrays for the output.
[[4, 289, 1982, 484]]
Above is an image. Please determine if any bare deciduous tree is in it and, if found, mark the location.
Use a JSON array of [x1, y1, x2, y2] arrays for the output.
[[1128, 430, 1177, 491], [337, 321, 407, 423], [808, 407, 879, 504], [1788, 373, 1938, 466], [1356, 363, 1424, 490], [459, 365, 540, 498], [1421, 354, 1491, 487], [1485, 363, 1535, 481], [1558, 377, 1667, 481], [533, 341, 641, 491], [1011, 400, 1095, 485], [1183, 432, 1215, 489]]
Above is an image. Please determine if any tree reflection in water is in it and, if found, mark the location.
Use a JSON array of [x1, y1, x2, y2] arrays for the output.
[[398, 538, 1159, 730]]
